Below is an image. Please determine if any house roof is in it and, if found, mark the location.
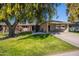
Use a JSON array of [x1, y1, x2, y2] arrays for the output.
[[0, 22, 36, 26], [0, 20, 71, 26], [18, 23, 36, 26], [46, 20, 71, 24]]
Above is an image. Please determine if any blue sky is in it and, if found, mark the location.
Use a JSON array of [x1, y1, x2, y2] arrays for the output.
[[52, 3, 68, 22]]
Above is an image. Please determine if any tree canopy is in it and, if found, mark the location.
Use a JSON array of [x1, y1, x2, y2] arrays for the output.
[[0, 3, 57, 23], [66, 4, 79, 22]]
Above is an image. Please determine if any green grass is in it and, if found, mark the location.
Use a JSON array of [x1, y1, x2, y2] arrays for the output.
[[0, 32, 78, 56]]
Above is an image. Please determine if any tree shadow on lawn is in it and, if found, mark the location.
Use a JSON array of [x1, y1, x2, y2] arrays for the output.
[[18, 34, 50, 40], [0, 32, 32, 41], [0, 32, 50, 40], [0, 36, 10, 41], [16, 32, 32, 36]]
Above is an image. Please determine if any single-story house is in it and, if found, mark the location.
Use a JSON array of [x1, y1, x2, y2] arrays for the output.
[[0, 20, 70, 33], [69, 22, 79, 32]]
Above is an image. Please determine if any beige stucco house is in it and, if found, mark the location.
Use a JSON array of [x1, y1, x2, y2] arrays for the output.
[[0, 20, 70, 33]]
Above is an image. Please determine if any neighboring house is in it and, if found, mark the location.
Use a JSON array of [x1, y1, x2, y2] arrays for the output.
[[0, 20, 69, 33], [69, 22, 79, 32]]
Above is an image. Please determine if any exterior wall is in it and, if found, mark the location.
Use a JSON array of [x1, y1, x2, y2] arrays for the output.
[[0, 25, 8, 33], [49, 24, 56, 32], [0, 22, 69, 33], [15, 25, 32, 33], [3, 26, 8, 32], [40, 22, 68, 33], [0, 25, 32, 34], [49, 23, 68, 32], [40, 23, 48, 33]]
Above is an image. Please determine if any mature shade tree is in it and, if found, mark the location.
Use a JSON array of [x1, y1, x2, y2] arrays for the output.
[[66, 3, 79, 23], [0, 3, 58, 37], [0, 4, 22, 37], [0, 4, 28, 37]]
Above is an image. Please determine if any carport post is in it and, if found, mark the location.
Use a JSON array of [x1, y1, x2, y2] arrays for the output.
[[64, 23, 69, 32], [46, 22, 49, 33]]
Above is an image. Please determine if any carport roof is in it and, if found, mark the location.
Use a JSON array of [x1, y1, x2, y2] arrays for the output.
[[46, 20, 71, 24]]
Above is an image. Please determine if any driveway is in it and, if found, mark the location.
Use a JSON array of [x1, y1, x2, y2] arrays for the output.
[[51, 32, 79, 56], [53, 32, 79, 47]]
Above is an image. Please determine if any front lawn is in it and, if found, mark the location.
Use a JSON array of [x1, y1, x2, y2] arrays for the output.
[[0, 32, 78, 56]]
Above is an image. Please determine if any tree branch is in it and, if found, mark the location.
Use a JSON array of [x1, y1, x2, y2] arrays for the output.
[[4, 19, 12, 28], [13, 19, 18, 28]]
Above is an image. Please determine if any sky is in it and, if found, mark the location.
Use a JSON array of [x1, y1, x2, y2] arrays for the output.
[[52, 3, 68, 22]]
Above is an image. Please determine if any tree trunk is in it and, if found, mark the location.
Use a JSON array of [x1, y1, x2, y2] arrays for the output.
[[35, 24, 40, 32], [8, 27, 16, 37], [4, 19, 18, 37]]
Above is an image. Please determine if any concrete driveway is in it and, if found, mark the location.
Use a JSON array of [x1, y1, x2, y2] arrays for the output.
[[51, 32, 79, 56], [53, 32, 79, 47]]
